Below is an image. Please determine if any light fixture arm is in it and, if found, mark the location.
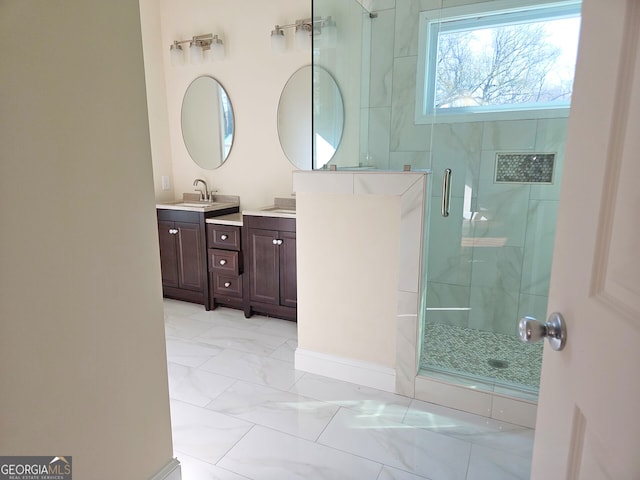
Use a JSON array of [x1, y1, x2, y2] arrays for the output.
[[276, 20, 308, 30]]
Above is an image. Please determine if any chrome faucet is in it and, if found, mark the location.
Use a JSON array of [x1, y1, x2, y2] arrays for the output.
[[193, 178, 209, 201]]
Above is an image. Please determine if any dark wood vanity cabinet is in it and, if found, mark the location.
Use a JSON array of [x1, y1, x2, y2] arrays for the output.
[[207, 223, 244, 310], [157, 205, 239, 310], [157, 210, 208, 307], [243, 215, 297, 321]]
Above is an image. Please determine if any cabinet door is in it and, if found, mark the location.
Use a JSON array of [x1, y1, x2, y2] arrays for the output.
[[247, 228, 279, 305], [279, 231, 297, 308], [176, 222, 203, 291], [158, 220, 179, 288]]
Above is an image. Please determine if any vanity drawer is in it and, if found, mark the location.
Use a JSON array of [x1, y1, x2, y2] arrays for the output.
[[208, 249, 241, 275], [212, 273, 243, 298], [207, 224, 240, 251]]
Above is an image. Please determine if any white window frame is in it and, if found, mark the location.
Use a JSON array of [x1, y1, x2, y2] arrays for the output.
[[414, 0, 581, 124]]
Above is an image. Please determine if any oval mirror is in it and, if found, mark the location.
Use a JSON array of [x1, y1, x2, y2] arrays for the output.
[[181, 76, 234, 169], [277, 65, 344, 170]]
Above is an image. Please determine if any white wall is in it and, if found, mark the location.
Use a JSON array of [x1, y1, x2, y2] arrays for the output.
[[145, 0, 311, 209], [297, 193, 401, 366], [0, 1, 174, 478], [141, 0, 175, 203], [294, 171, 428, 395]]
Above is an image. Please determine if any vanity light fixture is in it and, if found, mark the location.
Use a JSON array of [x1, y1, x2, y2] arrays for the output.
[[170, 33, 225, 66], [270, 16, 336, 53]]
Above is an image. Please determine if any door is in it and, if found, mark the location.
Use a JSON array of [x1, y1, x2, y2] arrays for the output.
[[279, 231, 297, 308], [175, 221, 203, 291], [158, 220, 179, 288], [247, 228, 279, 305], [532, 0, 640, 478]]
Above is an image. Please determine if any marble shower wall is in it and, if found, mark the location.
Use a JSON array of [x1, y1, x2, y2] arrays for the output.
[[361, 0, 567, 335]]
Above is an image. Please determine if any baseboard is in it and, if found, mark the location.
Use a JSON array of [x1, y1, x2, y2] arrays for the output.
[[415, 375, 537, 428], [150, 458, 181, 480], [295, 348, 396, 393]]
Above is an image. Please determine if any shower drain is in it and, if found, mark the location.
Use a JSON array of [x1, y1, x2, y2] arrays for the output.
[[488, 359, 509, 369]]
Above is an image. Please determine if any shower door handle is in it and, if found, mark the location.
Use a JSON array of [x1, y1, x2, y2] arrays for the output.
[[441, 168, 452, 217], [518, 312, 567, 351]]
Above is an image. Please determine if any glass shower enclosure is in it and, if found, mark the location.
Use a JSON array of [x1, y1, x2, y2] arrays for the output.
[[313, 0, 580, 401]]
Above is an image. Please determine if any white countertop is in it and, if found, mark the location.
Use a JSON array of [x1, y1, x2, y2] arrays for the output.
[[205, 213, 243, 226], [156, 200, 239, 213], [242, 206, 296, 219]]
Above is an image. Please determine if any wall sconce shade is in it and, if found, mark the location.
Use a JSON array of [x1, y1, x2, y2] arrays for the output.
[[190, 41, 204, 64], [211, 35, 225, 60], [170, 33, 225, 66], [271, 26, 286, 54], [320, 17, 337, 48], [295, 21, 312, 50], [170, 41, 185, 66]]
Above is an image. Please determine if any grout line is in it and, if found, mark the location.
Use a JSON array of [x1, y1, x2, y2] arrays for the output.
[[313, 405, 342, 443]]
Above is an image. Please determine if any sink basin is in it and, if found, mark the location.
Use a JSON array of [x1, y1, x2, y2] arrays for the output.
[[262, 207, 296, 214], [241, 205, 296, 217], [176, 202, 225, 207]]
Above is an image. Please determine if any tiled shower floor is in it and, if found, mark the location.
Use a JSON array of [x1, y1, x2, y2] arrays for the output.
[[420, 322, 543, 392]]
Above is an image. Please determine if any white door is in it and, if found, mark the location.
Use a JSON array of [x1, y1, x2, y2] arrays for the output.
[[532, 0, 640, 478]]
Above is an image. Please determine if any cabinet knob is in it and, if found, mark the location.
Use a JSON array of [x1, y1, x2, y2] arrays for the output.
[[272, 239, 278, 245], [219, 259, 227, 266], [220, 234, 228, 240], [277, 239, 283, 245], [224, 282, 231, 288], [168, 228, 178, 235]]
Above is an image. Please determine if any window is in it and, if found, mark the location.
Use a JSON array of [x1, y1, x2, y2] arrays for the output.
[[415, 1, 581, 123]]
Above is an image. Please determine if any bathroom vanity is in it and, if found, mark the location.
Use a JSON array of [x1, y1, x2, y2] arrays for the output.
[[156, 197, 239, 310], [156, 196, 297, 320], [242, 199, 297, 322]]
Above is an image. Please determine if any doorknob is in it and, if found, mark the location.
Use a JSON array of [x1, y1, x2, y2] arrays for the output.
[[518, 312, 567, 351]]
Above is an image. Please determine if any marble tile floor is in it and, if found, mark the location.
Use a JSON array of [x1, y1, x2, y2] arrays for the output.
[[164, 299, 534, 480]]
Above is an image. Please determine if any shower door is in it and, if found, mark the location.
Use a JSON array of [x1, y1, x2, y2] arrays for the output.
[[419, 0, 581, 398], [420, 123, 563, 397]]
